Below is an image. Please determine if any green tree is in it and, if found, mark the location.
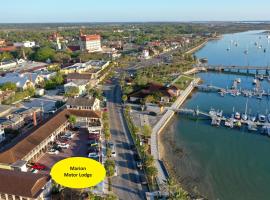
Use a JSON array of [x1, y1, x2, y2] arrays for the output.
[[34, 47, 55, 62], [0, 52, 13, 61], [65, 86, 80, 97], [52, 52, 71, 63], [122, 95, 128, 103], [145, 166, 158, 183], [68, 115, 77, 126], [0, 82, 17, 91], [104, 159, 115, 177], [144, 154, 154, 168], [141, 124, 152, 138]]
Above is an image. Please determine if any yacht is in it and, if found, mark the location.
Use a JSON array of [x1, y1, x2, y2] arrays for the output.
[[242, 113, 248, 121], [234, 112, 241, 120], [262, 125, 270, 136], [225, 118, 234, 128], [258, 114, 266, 123], [236, 78, 241, 83], [248, 122, 258, 132], [249, 116, 257, 122], [253, 78, 258, 85]]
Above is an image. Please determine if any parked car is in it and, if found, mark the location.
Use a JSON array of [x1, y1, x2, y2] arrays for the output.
[[58, 143, 70, 149], [31, 169, 38, 174], [139, 175, 147, 185], [88, 134, 100, 140], [61, 132, 75, 139], [88, 140, 99, 146], [114, 166, 118, 176], [47, 148, 59, 155], [31, 163, 46, 170], [88, 153, 99, 159], [108, 142, 116, 157], [134, 153, 140, 161], [136, 161, 143, 170]]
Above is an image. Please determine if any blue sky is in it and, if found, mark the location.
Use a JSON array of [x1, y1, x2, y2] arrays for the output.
[[1, 0, 270, 23]]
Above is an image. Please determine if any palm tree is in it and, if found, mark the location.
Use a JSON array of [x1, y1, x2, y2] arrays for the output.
[[146, 166, 158, 184]]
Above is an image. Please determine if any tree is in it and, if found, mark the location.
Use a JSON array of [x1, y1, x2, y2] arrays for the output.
[[65, 86, 80, 97], [52, 52, 71, 63], [0, 82, 17, 91], [68, 115, 77, 126], [145, 166, 158, 183], [144, 154, 154, 168], [104, 159, 115, 177], [0, 52, 13, 61], [122, 95, 128, 103], [141, 124, 152, 138], [34, 47, 55, 62]]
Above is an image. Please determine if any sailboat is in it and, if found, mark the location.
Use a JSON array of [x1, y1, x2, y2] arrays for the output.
[[241, 99, 248, 121]]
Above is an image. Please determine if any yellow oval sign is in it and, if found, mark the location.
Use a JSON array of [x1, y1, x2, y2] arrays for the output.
[[50, 157, 106, 189]]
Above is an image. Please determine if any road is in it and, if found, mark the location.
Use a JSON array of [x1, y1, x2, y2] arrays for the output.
[[104, 79, 147, 200]]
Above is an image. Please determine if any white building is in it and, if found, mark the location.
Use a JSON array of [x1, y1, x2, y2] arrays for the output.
[[142, 49, 150, 59], [14, 41, 36, 48], [0, 128, 5, 143], [80, 34, 102, 52]]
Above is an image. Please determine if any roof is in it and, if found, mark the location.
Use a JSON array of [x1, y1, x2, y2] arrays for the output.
[[0, 109, 101, 164], [67, 73, 92, 80], [0, 46, 17, 52], [129, 83, 180, 99], [80, 34, 101, 41], [67, 45, 81, 52], [67, 97, 96, 107], [0, 169, 50, 198]]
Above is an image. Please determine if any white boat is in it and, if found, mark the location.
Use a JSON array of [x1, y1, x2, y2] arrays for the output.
[[250, 116, 256, 122], [209, 108, 216, 116], [262, 125, 270, 136], [225, 118, 234, 128], [253, 78, 258, 85], [236, 78, 241, 83], [268, 114, 270, 123], [242, 114, 248, 121], [235, 112, 241, 120], [258, 114, 266, 123], [248, 123, 258, 132]]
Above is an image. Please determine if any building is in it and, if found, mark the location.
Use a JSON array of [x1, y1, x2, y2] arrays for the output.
[[0, 39, 6, 47], [79, 34, 102, 52], [128, 83, 181, 103], [14, 41, 36, 48], [0, 73, 44, 90], [0, 169, 51, 200], [64, 80, 89, 95], [142, 49, 150, 59], [0, 128, 5, 143], [66, 97, 100, 111], [0, 60, 17, 71], [0, 46, 17, 53], [0, 109, 101, 171]]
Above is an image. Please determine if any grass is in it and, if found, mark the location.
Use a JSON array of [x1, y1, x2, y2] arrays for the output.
[[174, 75, 194, 90]]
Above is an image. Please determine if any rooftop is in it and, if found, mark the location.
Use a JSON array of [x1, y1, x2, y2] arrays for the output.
[[67, 97, 96, 108], [0, 109, 101, 164], [0, 169, 50, 198]]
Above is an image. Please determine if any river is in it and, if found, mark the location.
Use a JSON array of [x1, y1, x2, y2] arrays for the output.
[[161, 30, 270, 200]]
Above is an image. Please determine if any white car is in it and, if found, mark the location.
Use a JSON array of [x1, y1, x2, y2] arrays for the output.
[[31, 169, 38, 174], [108, 142, 116, 157], [114, 166, 118, 176], [88, 153, 99, 159], [47, 149, 59, 155], [58, 143, 70, 149]]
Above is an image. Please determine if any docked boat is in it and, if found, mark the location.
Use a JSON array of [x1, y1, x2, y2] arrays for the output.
[[261, 125, 270, 136], [268, 114, 270, 123], [248, 122, 258, 132], [236, 78, 241, 83], [242, 113, 248, 121], [249, 115, 257, 122], [209, 108, 216, 116], [235, 121, 242, 128], [264, 49, 267, 53], [225, 118, 234, 128], [252, 78, 258, 85], [258, 74, 264, 81], [258, 114, 266, 123], [234, 112, 241, 120], [211, 117, 221, 126]]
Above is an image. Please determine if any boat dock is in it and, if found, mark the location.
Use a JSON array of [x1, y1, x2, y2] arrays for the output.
[[174, 108, 270, 127]]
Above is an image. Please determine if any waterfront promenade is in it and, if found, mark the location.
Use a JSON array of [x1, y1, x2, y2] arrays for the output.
[[150, 78, 201, 190]]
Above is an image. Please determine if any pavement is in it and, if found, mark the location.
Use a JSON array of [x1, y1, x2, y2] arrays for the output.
[[104, 80, 148, 200]]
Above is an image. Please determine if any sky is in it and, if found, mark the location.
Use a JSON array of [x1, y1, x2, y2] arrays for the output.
[[1, 0, 270, 23]]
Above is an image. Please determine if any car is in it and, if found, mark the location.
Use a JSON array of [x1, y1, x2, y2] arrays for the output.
[[88, 153, 99, 159], [47, 148, 59, 155], [88, 140, 99, 145], [61, 132, 75, 139], [58, 143, 70, 149], [114, 166, 118, 176], [136, 161, 143, 170], [26, 162, 35, 168], [88, 134, 100, 140], [31, 163, 46, 170], [56, 140, 69, 145], [134, 153, 140, 161], [108, 142, 116, 157], [139, 175, 147, 185], [31, 169, 38, 174]]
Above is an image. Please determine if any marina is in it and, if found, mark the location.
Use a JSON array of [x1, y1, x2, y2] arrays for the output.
[[162, 30, 270, 200]]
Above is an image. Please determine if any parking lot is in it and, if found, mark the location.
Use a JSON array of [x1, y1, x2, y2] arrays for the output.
[[33, 128, 90, 174]]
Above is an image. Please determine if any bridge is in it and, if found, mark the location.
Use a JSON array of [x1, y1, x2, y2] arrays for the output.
[[202, 65, 270, 72]]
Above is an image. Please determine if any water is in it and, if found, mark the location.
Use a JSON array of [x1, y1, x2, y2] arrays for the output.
[[165, 31, 270, 200]]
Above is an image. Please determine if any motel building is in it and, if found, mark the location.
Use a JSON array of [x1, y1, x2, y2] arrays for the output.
[[0, 99, 102, 200]]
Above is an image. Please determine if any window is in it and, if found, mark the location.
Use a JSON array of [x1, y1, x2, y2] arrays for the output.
[[0, 193, 6, 200]]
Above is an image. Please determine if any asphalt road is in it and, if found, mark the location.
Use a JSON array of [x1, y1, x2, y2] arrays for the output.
[[104, 79, 147, 200]]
